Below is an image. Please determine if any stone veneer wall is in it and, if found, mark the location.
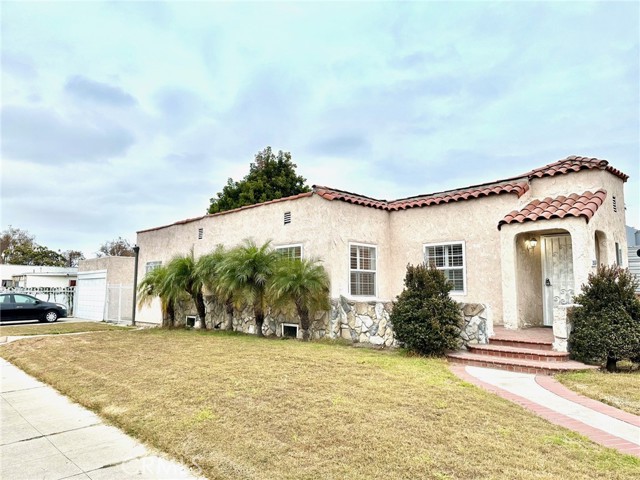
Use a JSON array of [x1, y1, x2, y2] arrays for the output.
[[459, 303, 492, 346], [172, 295, 491, 350]]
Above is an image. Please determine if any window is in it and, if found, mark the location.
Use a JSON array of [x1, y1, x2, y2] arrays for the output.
[[350, 244, 376, 296], [185, 315, 196, 328], [198, 227, 204, 240], [14, 294, 37, 305], [284, 211, 292, 225], [145, 261, 162, 274], [281, 323, 299, 338], [276, 244, 302, 261], [615, 242, 622, 266], [424, 242, 466, 293]]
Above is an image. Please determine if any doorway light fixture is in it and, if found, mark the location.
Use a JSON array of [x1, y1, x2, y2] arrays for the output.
[[527, 238, 538, 251]]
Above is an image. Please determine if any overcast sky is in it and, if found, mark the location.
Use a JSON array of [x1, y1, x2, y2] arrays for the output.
[[1, 1, 638, 257]]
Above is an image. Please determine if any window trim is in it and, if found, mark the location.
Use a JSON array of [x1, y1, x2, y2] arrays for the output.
[[348, 242, 378, 298], [281, 322, 299, 338], [423, 241, 467, 295], [145, 261, 162, 274], [185, 315, 197, 328], [275, 243, 303, 260]]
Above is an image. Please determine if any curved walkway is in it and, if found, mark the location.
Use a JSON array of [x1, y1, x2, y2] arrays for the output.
[[0, 359, 203, 479], [451, 365, 640, 457]]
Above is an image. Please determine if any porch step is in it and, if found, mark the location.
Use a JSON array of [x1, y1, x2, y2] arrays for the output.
[[446, 351, 598, 375], [467, 344, 569, 362], [488, 337, 554, 351]]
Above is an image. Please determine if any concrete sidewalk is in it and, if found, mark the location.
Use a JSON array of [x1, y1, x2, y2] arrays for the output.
[[452, 365, 640, 457], [0, 359, 202, 479]]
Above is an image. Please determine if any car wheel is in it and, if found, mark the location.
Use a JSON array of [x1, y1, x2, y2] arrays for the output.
[[44, 310, 59, 323]]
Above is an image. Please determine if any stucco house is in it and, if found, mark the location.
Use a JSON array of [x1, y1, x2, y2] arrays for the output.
[[135, 156, 629, 352]]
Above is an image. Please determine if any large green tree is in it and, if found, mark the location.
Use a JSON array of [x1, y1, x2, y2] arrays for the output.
[[207, 147, 311, 214], [269, 258, 330, 341], [0, 226, 35, 263], [217, 239, 280, 337], [97, 237, 135, 257]]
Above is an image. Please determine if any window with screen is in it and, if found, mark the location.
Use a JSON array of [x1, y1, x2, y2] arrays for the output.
[[350, 244, 376, 296], [424, 242, 465, 293], [276, 245, 302, 261]]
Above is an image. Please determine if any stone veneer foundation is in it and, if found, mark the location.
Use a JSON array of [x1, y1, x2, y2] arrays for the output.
[[171, 296, 491, 348]]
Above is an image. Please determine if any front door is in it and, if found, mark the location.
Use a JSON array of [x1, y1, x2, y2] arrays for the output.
[[542, 235, 575, 326]]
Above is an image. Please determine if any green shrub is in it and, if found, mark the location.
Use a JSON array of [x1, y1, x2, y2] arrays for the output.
[[390, 264, 462, 356], [568, 265, 640, 371]]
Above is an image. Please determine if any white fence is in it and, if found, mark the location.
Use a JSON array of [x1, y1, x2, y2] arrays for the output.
[[0, 286, 76, 315], [105, 284, 133, 323]]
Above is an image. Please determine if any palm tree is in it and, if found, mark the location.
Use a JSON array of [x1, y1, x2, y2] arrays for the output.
[[217, 239, 279, 337], [165, 249, 207, 329], [269, 257, 330, 341], [137, 265, 176, 327], [196, 245, 235, 330]]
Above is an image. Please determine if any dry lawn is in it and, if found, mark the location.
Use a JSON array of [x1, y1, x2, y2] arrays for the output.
[[0, 321, 128, 337], [1, 329, 638, 480], [556, 370, 640, 416]]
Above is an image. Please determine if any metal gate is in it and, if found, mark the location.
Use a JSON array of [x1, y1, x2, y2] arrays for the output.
[[105, 284, 133, 324]]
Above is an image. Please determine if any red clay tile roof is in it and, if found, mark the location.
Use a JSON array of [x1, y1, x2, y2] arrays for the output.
[[526, 156, 628, 182], [313, 182, 529, 211], [139, 155, 626, 233], [388, 182, 529, 210], [498, 190, 607, 230], [313, 186, 390, 210]]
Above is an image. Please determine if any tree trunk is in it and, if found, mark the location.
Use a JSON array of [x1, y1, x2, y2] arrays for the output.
[[606, 356, 618, 372], [194, 292, 207, 330], [167, 301, 175, 327], [298, 304, 311, 341], [255, 306, 265, 337], [225, 301, 234, 331]]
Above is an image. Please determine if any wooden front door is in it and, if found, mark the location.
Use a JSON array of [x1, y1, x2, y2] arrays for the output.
[[541, 235, 575, 326]]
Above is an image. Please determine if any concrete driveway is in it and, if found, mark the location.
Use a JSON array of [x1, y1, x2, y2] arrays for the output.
[[0, 359, 202, 479]]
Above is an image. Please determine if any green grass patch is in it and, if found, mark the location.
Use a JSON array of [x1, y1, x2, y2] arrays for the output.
[[556, 369, 640, 416], [0, 328, 637, 479], [0, 321, 129, 337]]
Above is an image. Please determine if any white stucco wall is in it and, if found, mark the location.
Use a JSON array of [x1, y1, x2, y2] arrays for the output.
[[134, 166, 630, 329], [79, 257, 135, 285]]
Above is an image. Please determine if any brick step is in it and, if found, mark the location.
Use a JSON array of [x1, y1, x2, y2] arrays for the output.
[[446, 351, 598, 375], [489, 337, 554, 351], [467, 344, 570, 362]]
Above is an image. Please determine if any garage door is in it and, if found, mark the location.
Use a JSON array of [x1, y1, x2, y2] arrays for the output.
[[75, 271, 107, 320]]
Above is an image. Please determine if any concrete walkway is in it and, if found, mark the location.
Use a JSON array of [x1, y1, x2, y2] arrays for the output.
[[451, 365, 640, 457], [0, 359, 203, 479]]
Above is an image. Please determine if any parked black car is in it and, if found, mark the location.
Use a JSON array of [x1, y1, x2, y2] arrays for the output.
[[0, 293, 67, 323]]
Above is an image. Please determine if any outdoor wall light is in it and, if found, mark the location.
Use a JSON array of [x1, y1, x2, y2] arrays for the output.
[[526, 238, 538, 251]]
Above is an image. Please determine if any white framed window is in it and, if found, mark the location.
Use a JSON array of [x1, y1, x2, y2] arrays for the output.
[[145, 261, 162, 274], [275, 244, 303, 261], [349, 243, 377, 297], [424, 241, 466, 294], [281, 323, 299, 338], [185, 315, 196, 328]]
